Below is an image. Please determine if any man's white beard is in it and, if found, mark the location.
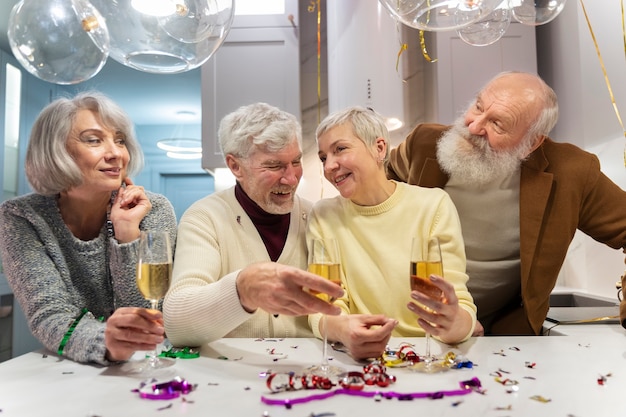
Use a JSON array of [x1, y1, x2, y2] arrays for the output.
[[436, 118, 533, 186]]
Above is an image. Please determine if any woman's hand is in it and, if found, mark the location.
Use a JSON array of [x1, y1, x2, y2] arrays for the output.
[[109, 177, 151, 243], [104, 307, 164, 362], [324, 314, 397, 360], [407, 274, 473, 343]]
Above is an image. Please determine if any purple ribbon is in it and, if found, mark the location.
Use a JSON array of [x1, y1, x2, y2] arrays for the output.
[[261, 378, 482, 407]]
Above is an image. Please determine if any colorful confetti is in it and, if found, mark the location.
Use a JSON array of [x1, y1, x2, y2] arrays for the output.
[[530, 395, 551, 403], [133, 376, 196, 401], [597, 373, 612, 385]]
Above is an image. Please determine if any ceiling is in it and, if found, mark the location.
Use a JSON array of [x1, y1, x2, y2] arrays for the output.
[[0, 0, 202, 126]]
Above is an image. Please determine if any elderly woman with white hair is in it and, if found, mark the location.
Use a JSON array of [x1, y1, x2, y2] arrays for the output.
[[307, 106, 477, 360]]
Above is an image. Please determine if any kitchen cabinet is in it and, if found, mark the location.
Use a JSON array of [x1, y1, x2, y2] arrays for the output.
[[201, 0, 301, 172], [422, 22, 538, 125]]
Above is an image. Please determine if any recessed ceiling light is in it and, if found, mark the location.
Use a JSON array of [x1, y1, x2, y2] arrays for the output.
[[166, 151, 202, 160], [157, 138, 202, 152]]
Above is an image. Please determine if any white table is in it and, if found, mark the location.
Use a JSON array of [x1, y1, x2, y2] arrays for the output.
[[0, 329, 624, 417]]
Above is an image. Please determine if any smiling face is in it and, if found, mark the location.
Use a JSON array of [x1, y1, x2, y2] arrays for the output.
[[65, 109, 130, 193], [437, 73, 547, 185], [228, 139, 303, 215], [317, 123, 384, 204], [462, 72, 543, 152]]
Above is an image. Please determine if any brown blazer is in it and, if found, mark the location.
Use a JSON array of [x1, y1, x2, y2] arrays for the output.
[[388, 123, 626, 334]]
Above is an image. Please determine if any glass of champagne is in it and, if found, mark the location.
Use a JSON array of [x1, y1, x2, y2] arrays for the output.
[[135, 230, 175, 371], [409, 236, 449, 373], [307, 238, 345, 378]]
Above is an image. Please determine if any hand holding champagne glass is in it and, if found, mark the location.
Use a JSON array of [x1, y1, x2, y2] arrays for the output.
[[409, 236, 449, 373], [135, 230, 174, 371], [307, 238, 345, 378]]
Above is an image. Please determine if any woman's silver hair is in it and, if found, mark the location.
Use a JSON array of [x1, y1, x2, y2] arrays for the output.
[[25, 91, 143, 195], [218, 102, 302, 159], [316, 106, 390, 162]]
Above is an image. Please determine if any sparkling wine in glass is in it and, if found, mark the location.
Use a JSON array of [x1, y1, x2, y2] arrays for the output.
[[409, 236, 449, 373], [307, 238, 345, 378], [135, 230, 175, 372]]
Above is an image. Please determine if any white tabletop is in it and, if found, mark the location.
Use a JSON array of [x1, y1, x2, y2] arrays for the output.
[[0, 328, 624, 417]]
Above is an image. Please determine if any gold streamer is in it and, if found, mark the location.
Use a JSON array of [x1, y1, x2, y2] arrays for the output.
[[419, 30, 437, 63], [579, 0, 626, 166], [308, 0, 324, 199], [396, 43, 408, 72], [622, 0, 626, 166], [316, 0, 321, 126], [622, 0, 626, 57]]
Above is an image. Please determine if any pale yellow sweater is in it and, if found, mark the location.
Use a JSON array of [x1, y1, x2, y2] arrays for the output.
[[307, 182, 476, 341]]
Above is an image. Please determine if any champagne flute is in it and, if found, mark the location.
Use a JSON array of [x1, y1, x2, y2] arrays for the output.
[[409, 236, 449, 373], [135, 230, 175, 372], [307, 238, 345, 378]]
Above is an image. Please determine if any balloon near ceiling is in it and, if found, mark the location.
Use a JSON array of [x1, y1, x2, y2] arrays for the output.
[[378, 0, 568, 47], [7, 0, 234, 85], [6, 0, 567, 84]]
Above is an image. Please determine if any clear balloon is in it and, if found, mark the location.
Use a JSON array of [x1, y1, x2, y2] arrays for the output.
[[7, 0, 109, 85], [379, 0, 501, 32], [90, 0, 234, 74], [457, 5, 511, 46], [510, 0, 568, 26], [159, 0, 227, 43]]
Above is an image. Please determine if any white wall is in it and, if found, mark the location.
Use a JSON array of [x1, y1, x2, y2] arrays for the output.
[[299, 149, 339, 202], [538, 1, 626, 299]]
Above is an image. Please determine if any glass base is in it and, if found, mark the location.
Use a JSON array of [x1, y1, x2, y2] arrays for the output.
[[408, 358, 451, 374], [122, 356, 176, 377], [306, 363, 346, 380], [144, 356, 176, 370]]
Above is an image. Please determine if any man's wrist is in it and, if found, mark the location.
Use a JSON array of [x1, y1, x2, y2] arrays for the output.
[[235, 273, 257, 313]]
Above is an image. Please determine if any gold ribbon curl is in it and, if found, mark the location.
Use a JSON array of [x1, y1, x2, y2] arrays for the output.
[[579, 0, 626, 166], [419, 30, 437, 63]]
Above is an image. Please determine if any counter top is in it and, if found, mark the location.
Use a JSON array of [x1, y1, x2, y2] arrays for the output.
[[0, 331, 624, 417]]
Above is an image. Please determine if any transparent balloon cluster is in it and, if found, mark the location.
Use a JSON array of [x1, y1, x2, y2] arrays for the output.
[[7, 0, 234, 85], [379, 0, 568, 47]]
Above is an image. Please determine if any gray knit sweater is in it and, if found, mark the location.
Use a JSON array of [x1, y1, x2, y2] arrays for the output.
[[0, 192, 177, 365]]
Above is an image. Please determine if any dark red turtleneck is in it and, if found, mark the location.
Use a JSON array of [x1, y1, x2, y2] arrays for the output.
[[234, 182, 290, 262]]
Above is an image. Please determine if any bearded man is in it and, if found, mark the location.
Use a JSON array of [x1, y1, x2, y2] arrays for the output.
[[387, 71, 626, 335]]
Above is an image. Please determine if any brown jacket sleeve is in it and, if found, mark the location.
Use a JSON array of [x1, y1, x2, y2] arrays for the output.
[[386, 123, 450, 186]]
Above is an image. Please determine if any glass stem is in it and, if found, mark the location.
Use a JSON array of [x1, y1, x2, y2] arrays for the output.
[[321, 314, 329, 370], [147, 300, 159, 366], [424, 332, 432, 364]]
